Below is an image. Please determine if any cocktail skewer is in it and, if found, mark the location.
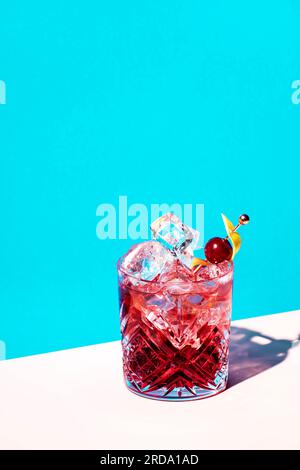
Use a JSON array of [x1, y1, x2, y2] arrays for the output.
[[224, 213, 250, 240]]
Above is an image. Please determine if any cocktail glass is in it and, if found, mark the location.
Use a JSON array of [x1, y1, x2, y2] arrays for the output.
[[118, 255, 233, 401]]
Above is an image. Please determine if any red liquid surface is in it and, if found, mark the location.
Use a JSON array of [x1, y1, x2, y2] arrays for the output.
[[119, 262, 233, 400]]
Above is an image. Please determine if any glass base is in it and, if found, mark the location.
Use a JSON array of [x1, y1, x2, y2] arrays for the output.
[[125, 379, 227, 401]]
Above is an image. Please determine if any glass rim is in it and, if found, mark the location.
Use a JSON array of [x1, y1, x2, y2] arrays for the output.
[[117, 255, 233, 285]]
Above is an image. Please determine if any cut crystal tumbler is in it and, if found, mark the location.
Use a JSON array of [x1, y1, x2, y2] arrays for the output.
[[118, 257, 233, 401]]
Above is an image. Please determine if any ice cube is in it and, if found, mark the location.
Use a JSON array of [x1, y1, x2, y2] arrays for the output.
[[177, 247, 194, 269], [146, 293, 176, 311], [150, 213, 199, 266], [196, 260, 232, 281], [119, 241, 173, 282], [141, 291, 197, 349], [140, 292, 176, 332]]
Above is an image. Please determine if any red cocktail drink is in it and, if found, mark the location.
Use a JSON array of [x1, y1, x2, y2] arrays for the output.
[[118, 254, 233, 400]]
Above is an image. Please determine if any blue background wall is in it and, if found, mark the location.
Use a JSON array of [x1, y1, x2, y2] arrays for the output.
[[0, 1, 299, 359]]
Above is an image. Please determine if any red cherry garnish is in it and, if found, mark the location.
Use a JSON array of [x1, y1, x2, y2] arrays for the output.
[[204, 237, 233, 264]]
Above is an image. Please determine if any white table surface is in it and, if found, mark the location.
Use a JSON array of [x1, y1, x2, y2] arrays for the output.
[[0, 310, 299, 450]]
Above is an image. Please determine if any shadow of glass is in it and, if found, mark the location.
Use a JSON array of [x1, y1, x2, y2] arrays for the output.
[[228, 326, 298, 388]]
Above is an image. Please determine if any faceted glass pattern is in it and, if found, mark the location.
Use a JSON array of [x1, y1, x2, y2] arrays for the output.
[[118, 260, 233, 401]]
